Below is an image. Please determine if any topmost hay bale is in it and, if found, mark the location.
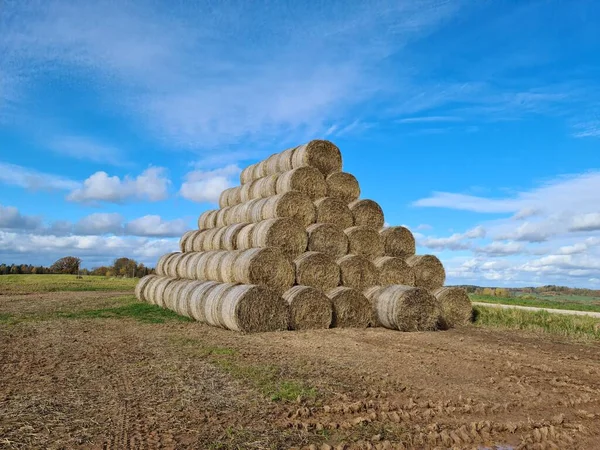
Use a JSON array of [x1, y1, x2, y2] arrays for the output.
[[326, 172, 360, 203], [365, 284, 440, 332], [433, 287, 473, 329], [349, 199, 385, 229], [379, 226, 416, 258], [405, 255, 446, 291]]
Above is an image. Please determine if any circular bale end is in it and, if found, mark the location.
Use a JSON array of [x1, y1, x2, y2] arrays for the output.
[[221, 284, 290, 332], [264, 191, 316, 227], [379, 226, 416, 258], [327, 286, 371, 328], [406, 255, 446, 290], [349, 199, 385, 230], [294, 252, 340, 291], [336, 254, 378, 290], [283, 285, 333, 330], [293, 140, 342, 176], [276, 166, 327, 200], [234, 248, 295, 294], [253, 218, 308, 260], [345, 226, 384, 258], [307, 223, 349, 258], [326, 172, 360, 203], [135, 274, 157, 302], [365, 285, 440, 331], [433, 287, 473, 329], [373, 256, 415, 286], [314, 197, 354, 229]]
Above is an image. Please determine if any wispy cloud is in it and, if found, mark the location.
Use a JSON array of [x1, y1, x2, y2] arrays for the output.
[[179, 165, 241, 204], [49, 136, 127, 166], [0, 161, 79, 191], [572, 120, 600, 138]]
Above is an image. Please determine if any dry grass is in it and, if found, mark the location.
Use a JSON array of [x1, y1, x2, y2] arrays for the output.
[[282, 285, 333, 330], [405, 255, 446, 290], [326, 172, 360, 203], [327, 286, 371, 328], [314, 197, 354, 229], [379, 226, 416, 258], [348, 199, 385, 229], [293, 252, 340, 291], [251, 218, 308, 260], [345, 226, 384, 258], [306, 223, 349, 257], [336, 254, 378, 290], [291, 140, 342, 176], [276, 167, 327, 199], [373, 256, 415, 286], [433, 286, 473, 328]]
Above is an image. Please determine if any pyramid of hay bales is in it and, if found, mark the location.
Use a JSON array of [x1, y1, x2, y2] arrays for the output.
[[135, 140, 472, 333]]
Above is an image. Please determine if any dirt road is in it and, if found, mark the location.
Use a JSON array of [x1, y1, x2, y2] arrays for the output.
[[473, 301, 600, 318], [2, 291, 600, 449]]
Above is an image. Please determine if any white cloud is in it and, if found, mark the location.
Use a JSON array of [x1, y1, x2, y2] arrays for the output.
[[50, 136, 126, 166], [572, 120, 600, 138], [73, 213, 124, 235], [179, 165, 241, 204], [0, 162, 79, 191], [67, 167, 170, 204], [124, 215, 189, 237], [0, 205, 42, 230], [417, 226, 485, 251], [416, 223, 433, 230], [474, 241, 525, 256], [569, 213, 600, 232]]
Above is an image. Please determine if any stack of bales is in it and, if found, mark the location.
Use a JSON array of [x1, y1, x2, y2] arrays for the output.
[[136, 140, 472, 333]]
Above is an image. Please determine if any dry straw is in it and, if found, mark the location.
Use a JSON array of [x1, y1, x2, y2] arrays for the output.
[[184, 253, 204, 280], [251, 218, 308, 260], [156, 252, 180, 277], [294, 251, 340, 291], [379, 226, 416, 258], [162, 279, 180, 310], [175, 280, 206, 317], [204, 283, 237, 329], [232, 248, 294, 294], [345, 226, 384, 258], [220, 223, 248, 250], [327, 286, 371, 328], [236, 224, 255, 249], [179, 230, 196, 252], [188, 281, 221, 323], [144, 275, 164, 305], [282, 286, 333, 330], [433, 287, 473, 329], [175, 253, 196, 278], [197, 210, 217, 230], [275, 167, 327, 200], [373, 256, 415, 286], [326, 172, 360, 203], [336, 254, 378, 290], [314, 197, 354, 229], [349, 199, 385, 230], [154, 277, 177, 308], [292, 140, 342, 177], [168, 281, 189, 312], [405, 255, 446, 290], [365, 285, 440, 332], [306, 223, 349, 257], [135, 274, 156, 303]]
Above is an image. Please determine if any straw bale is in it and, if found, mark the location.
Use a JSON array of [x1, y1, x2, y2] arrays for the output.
[[379, 226, 416, 258], [306, 223, 348, 257], [327, 286, 371, 328], [262, 191, 316, 227], [283, 285, 332, 330], [433, 287, 473, 329], [221, 223, 248, 250], [179, 230, 196, 252], [232, 248, 294, 294], [336, 254, 378, 290], [184, 252, 204, 279], [349, 199, 385, 230], [276, 167, 327, 200], [134, 274, 156, 303], [154, 277, 177, 308], [236, 224, 255, 249], [326, 172, 360, 203], [144, 275, 164, 305], [405, 255, 446, 290], [292, 140, 342, 176], [294, 252, 340, 291], [198, 209, 217, 229], [345, 226, 384, 258], [373, 256, 415, 286], [175, 280, 206, 317], [314, 197, 354, 229], [188, 281, 220, 323], [251, 218, 307, 259], [176, 253, 196, 278]]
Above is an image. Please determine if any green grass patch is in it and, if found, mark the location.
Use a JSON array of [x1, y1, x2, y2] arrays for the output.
[[473, 306, 600, 340], [470, 294, 600, 313], [0, 274, 137, 294], [55, 302, 193, 324]]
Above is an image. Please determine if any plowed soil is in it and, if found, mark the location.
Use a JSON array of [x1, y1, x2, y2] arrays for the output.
[[2, 291, 600, 450]]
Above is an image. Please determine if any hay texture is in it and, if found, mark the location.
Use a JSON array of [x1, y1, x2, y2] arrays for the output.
[[251, 218, 308, 259], [373, 256, 415, 286], [406, 255, 446, 290], [379, 226, 416, 258], [433, 287, 473, 329], [188, 281, 221, 323], [283, 286, 332, 330], [336, 254, 378, 290], [314, 197, 354, 229], [345, 226, 384, 258], [197, 210, 217, 229], [293, 252, 340, 291], [327, 286, 371, 328], [365, 285, 440, 331], [135, 274, 157, 303], [306, 223, 348, 257], [179, 230, 196, 252], [326, 172, 360, 203], [349, 199, 385, 230]]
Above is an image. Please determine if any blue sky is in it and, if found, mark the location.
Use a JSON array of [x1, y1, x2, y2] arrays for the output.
[[1, 0, 600, 287]]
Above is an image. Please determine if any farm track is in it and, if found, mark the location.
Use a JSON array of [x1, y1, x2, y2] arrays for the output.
[[1, 291, 600, 449], [473, 301, 600, 318]]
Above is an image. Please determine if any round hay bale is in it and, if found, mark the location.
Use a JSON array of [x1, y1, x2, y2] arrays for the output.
[[294, 252, 340, 291], [327, 286, 371, 328], [239, 182, 255, 203], [373, 256, 415, 286], [345, 226, 384, 258], [252, 174, 278, 199], [219, 250, 240, 283], [249, 198, 269, 222], [232, 248, 294, 294], [236, 224, 255, 249], [221, 223, 248, 250], [433, 287, 473, 329], [194, 250, 218, 280], [283, 285, 332, 330], [276, 167, 327, 200], [406, 255, 446, 290], [264, 153, 281, 174], [184, 252, 204, 279], [198, 209, 217, 229], [205, 251, 229, 282], [219, 284, 290, 332], [262, 191, 316, 227], [252, 160, 268, 180], [204, 282, 237, 328], [143, 275, 163, 305], [167, 280, 189, 312], [219, 187, 239, 208], [179, 230, 196, 252], [307, 223, 348, 258], [185, 230, 202, 252], [154, 277, 177, 308], [156, 253, 176, 276], [188, 281, 221, 322], [379, 226, 416, 258], [336, 254, 378, 290], [365, 285, 440, 331], [212, 227, 227, 250], [215, 208, 231, 228], [240, 164, 256, 184], [292, 140, 342, 176], [162, 279, 180, 310], [175, 280, 206, 317], [326, 172, 360, 203], [176, 252, 196, 278], [276, 147, 296, 172], [314, 197, 354, 229], [349, 199, 385, 230], [252, 218, 308, 259], [165, 253, 182, 278], [135, 274, 156, 302]]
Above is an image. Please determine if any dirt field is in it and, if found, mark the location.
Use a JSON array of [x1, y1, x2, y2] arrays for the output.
[[2, 289, 600, 449]]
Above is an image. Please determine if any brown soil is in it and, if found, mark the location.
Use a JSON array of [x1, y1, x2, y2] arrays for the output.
[[2, 291, 600, 449]]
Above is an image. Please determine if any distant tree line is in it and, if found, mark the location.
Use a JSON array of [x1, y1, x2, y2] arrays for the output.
[[456, 284, 600, 297], [0, 256, 155, 278]]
